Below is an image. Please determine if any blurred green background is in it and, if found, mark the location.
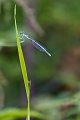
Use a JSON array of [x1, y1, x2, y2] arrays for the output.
[[0, 0, 80, 120]]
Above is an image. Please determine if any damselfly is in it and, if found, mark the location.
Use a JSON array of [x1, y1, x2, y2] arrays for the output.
[[20, 32, 51, 57]]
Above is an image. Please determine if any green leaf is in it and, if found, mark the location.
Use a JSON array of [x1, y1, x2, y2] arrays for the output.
[[14, 5, 30, 120], [0, 108, 45, 120]]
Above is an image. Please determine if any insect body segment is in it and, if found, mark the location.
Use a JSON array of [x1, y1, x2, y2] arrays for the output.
[[20, 32, 51, 57]]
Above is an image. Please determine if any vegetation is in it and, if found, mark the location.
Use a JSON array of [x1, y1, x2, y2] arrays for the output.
[[0, 0, 80, 120]]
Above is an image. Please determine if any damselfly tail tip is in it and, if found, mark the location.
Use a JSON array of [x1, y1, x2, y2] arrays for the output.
[[49, 53, 51, 57], [46, 51, 51, 57], [48, 53, 51, 57]]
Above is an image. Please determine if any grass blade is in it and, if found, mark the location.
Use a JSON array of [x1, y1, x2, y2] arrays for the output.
[[14, 5, 30, 120]]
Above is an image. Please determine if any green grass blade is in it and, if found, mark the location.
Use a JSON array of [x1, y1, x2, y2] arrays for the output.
[[0, 108, 45, 120], [14, 5, 30, 120]]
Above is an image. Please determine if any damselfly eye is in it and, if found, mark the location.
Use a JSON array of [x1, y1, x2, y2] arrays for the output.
[[20, 32, 24, 39], [19, 32, 25, 43]]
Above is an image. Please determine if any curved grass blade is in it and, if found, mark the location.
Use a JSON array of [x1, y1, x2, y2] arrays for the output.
[[0, 108, 46, 120], [14, 5, 30, 120]]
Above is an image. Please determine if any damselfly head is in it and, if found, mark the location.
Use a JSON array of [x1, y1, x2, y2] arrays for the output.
[[19, 32, 25, 43], [19, 32, 30, 43], [20, 32, 29, 39], [20, 32, 24, 39]]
